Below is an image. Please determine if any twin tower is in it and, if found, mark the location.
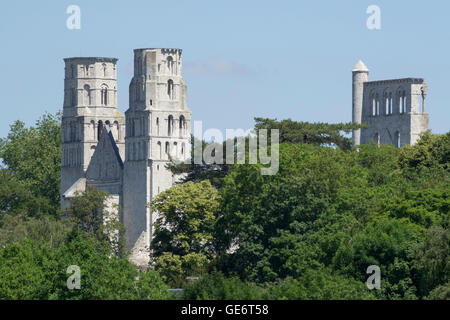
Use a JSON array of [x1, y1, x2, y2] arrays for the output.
[[61, 48, 191, 266]]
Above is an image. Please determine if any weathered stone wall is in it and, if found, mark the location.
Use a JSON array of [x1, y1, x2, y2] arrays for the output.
[[61, 57, 125, 198], [123, 48, 191, 267], [360, 78, 429, 147]]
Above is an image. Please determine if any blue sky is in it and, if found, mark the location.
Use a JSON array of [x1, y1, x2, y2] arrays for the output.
[[0, 0, 448, 140]]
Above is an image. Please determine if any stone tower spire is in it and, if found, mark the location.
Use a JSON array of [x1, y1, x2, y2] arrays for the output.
[[352, 60, 369, 146], [61, 57, 125, 200], [123, 48, 191, 266]]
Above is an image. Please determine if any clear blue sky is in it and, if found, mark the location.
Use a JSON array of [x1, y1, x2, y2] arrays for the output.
[[0, 0, 448, 140]]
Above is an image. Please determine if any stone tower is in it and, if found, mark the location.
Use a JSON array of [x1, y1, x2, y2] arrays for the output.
[[61, 57, 125, 200], [123, 48, 191, 266], [352, 60, 369, 146], [352, 60, 429, 147]]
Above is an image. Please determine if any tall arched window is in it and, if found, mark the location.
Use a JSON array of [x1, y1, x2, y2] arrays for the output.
[[90, 120, 95, 140], [167, 56, 173, 74], [102, 63, 107, 77], [101, 84, 108, 105], [181, 143, 185, 156], [168, 115, 174, 136], [167, 79, 174, 99], [398, 90, 407, 114], [388, 93, 393, 114], [371, 94, 376, 116], [156, 117, 160, 135], [179, 115, 186, 136], [375, 94, 380, 115], [165, 142, 170, 158], [395, 131, 401, 148], [84, 84, 91, 106], [98, 120, 103, 141], [157, 141, 162, 159]]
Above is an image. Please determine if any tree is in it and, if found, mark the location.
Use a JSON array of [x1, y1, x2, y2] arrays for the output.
[[149, 181, 220, 285], [254, 118, 364, 150], [0, 112, 62, 216], [412, 226, 450, 298], [0, 213, 73, 249], [63, 186, 125, 256], [0, 229, 172, 300]]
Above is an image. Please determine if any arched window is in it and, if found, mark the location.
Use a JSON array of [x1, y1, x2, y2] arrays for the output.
[[165, 142, 170, 158], [90, 120, 95, 140], [156, 117, 159, 135], [157, 141, 162, 159], [371, 94, 376, 116], [384, 92, 389, 115], [179, 115, 186, 136], [167, 79, 174, 99], [102, 63, 107, 77], [398, 90, 407, 114], [98, 120, 103, 141], [84, 84, 91, 105], [181, 142, 185, 156], [168, 115, 174, 136], [375, 94, 380, 115], [114, 121, 120, 141], [167, 56, 173, 74], [101, 84, 108, 105], [395, 131, 401, 148], [374, 133, 380, 146], [388, 93, 393, 114]]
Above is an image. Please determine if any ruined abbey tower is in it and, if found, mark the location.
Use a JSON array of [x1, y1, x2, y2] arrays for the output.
[[352, 60, 429, 147], [61, 49, 191, 267]]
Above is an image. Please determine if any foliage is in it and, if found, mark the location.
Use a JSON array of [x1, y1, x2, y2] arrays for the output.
[[0, 230, 171, 300], [150, 180, 220, 286], [0, 213, 73, 249], [0, 112, 62, 217], [412, 226, 450, 298], [63, 186, 126, 256], [182, 272, 264, 300], [254, 117, 364, 150]]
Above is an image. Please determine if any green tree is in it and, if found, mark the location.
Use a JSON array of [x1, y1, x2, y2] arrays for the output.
[[254, 118, 364, 150], [412, 226, 450, 298], [64, 186, 125, 256], [0, 112, 62, 216], [150, 181, 220, 285]]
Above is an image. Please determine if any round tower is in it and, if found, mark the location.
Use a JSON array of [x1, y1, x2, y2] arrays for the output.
[[352, 60, 369, 146]]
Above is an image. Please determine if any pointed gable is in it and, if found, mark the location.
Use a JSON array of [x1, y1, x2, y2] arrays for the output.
[[86, 126, 123, 181]]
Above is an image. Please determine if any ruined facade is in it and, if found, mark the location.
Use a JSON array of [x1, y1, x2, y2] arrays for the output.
[[352, 60, 429, 147], [61, 49, 191, 267]]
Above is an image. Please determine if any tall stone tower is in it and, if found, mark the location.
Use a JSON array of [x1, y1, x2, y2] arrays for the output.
[[61, 57, 125, 199], [123, 48, 191, 266], [352, 60, 369, 146]]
